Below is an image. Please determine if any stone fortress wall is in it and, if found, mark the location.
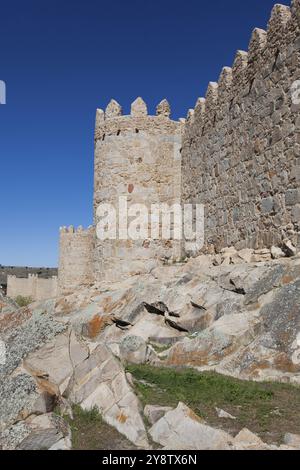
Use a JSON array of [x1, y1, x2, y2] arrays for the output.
[[7, 274, 58, 301], [93, 97, 183, 282], [181, 1, 300, 253], [58, 0, 300, 293]]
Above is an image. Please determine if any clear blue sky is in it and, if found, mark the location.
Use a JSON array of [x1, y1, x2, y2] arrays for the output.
[[0, 0, 290, 267]]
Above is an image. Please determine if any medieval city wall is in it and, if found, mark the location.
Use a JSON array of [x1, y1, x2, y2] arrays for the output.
[[7, 274, 58, 301], [182, 1, 300, 253]]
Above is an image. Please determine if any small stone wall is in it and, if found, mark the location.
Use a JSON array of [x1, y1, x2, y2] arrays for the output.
[[7, 274, 58, 301]]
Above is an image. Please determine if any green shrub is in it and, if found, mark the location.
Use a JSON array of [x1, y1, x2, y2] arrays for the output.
[[15, 295, 33, 307]]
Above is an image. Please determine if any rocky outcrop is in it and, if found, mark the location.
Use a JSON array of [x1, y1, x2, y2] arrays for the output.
[[65, 342, 148, 448], [1, 249, 300, 449], [0, 413, 71, 450], [164, 254, 300, 384], [119, 335, 150, 365]]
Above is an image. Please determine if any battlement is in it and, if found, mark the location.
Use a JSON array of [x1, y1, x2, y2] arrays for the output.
[[185, 2, 297, 137], [94, 97, 183, 140], [59, 225, 94, 235], [7, 273, 58, 301]]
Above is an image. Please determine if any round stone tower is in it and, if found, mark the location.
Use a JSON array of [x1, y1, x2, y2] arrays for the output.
[[93, 97, 183, 281], [58, 225, 95, 294]]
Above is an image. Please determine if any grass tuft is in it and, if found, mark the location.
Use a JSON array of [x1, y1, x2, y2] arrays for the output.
[[65, 405, 137, 450]]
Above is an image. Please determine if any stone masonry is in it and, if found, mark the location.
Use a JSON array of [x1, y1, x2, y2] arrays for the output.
[[58, 226, 95, 295], [93, 97, 183, 282], [182, 1, 300, 253], [58, 0, 300, 293], [7, 274, 58, 301]]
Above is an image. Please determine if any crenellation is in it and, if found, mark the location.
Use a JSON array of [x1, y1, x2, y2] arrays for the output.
[[193, 97, 206, 128], [232, 50, 248, 95], [186, 108, 195, 123], [203, 82, 218, 132], [95, 108, 105, 134], [130, 97, 147, 117], [156, 99, 171, 117], [218, 67, 233, 94], [94, 113, 181, 141], [248, 28, 267, 59], [267, 4, 291, 41], [217, 67, 233, 118], [105, 99, 122, 118], [246, 28, 267, 82], [291, 0, 300, 25]]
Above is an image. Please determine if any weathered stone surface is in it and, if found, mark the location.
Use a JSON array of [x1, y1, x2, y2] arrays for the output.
[[167, 312, 256, 367], [260, 279, 300, 357], [232, 428, 268, 450], [0, 300, 65, 377], [215, 262, 269, 296], [23, 330, 89, 394], [271, 246, 285, 259], [123, 316, 184, 343], [156, 99, 171, 118], [0, 413, 71, 450], [284, 432, 300, 449], [149, 402, 233, 450], [244, 264, 285, 305], [282, 240, 297, 257], [236, 249, 254, 264], [144, 405, 173, 425], [215, 408, 236, 420], [130, 97, 147, 117], [119, 335, 148, 364], [0, 373, 41, 430], [0, 292, 18, 315], [66, 343, 148, 448], [105, 99, 122, 118]]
